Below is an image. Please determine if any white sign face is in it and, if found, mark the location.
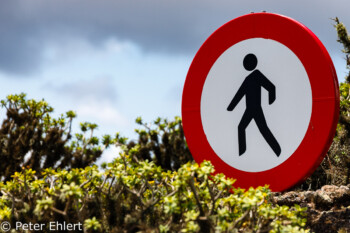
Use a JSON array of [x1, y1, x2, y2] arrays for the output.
[[200, 38, 312, 172]]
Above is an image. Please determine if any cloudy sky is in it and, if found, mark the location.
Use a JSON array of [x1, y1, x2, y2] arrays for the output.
[[1, 0, 350, 163]]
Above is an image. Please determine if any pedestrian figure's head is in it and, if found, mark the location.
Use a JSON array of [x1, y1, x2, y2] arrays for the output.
[[243, 53, 257, 71]]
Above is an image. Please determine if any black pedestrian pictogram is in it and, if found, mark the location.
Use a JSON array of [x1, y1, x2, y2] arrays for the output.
[[227, 53, 281, 157]]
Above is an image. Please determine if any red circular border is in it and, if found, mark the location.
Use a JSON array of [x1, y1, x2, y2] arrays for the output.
[[181, 13, 339, 192]]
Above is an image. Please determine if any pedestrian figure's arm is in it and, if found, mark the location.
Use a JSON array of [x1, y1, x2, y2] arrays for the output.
[[227, 82, 246, 111], [259, 71, 276, 104]]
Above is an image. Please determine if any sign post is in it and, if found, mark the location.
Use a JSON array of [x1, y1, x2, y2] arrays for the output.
[[181, 13, 339, 191]]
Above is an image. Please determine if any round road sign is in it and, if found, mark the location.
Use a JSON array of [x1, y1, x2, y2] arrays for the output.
[[181, 13, 339, 192]]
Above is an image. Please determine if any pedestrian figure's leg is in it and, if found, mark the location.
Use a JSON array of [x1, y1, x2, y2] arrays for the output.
[[254, 110, 281, 156], [238, 111, 253, 156]]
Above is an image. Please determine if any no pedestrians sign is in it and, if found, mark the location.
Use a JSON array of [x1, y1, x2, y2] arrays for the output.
[[182, 13, 339, 191]]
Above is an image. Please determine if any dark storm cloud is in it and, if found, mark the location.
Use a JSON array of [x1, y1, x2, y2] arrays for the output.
[[1, 0, 350, 74], [0, 1, 43, 74]]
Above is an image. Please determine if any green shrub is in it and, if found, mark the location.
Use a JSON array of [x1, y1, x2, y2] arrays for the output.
[[0, 93, 111, 182], [117, 116, 193, 171], [0, 154, 308, 232]]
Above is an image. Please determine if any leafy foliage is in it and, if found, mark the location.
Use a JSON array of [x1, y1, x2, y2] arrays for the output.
[[0, 93, 112, 182], [116, 116, 193, 171], [0, 154, 308, 232], [0, 94, 308, 232]]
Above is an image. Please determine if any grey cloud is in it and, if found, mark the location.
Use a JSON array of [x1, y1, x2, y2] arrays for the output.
[[0, 1, 43, 74], [1, 0, 350, 74], [45, 76, 118, 103]]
